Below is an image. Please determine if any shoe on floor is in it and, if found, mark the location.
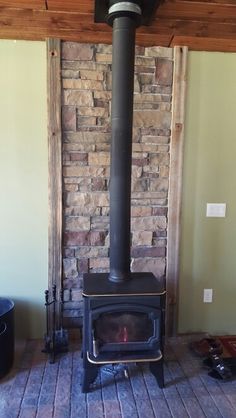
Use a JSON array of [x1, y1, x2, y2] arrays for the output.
[[189, 338, 223, 357]]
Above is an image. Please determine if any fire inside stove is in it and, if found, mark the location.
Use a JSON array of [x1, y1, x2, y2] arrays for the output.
[[95, 312, 153, 344], [88, 300, 161, 359]]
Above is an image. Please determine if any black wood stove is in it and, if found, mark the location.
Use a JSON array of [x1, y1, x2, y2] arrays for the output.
[[82, 0, 166, 393]]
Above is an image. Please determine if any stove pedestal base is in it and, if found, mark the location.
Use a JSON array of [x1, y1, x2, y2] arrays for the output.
[[81, 355, 164, 393]]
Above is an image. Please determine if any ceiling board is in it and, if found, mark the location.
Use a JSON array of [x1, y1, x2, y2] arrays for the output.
[[171, 0, 236, 4], [157, 2, 236, 22], [2, 7, 235, 37], [171, 35, 236, 51], [46, 0, 94, 13], [136, 33, 172, 47], [1, 0, 236, 51], [0, 0, 46, 9], [0, 8, 108, 30], [139, 18, 236, 38]]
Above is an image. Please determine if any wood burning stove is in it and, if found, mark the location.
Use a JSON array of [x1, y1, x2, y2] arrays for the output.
[[82, 273, 165, 392], [82, 0, 165, 393]]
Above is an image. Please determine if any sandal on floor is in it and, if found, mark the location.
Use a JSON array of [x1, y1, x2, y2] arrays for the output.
[[189, 338, 223, 357]]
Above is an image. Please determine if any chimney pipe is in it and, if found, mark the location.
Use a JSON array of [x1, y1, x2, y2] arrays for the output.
[[94, 0, 162, 283], [108, 1, 142, 283]]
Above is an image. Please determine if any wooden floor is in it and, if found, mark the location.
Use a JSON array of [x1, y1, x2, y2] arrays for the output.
[[1, 336, 236, 418]]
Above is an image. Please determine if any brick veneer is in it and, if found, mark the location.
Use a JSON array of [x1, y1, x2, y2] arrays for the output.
[[61, 42, 173, 327]]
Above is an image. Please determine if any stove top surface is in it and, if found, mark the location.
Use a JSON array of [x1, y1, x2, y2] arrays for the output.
[[83, 272, 165, 297]]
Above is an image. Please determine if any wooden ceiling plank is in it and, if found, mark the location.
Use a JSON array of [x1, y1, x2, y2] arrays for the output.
[[0, 8, 110, 31], [139, 18, 236, 39], [0, 25, 172, 47], [157, 2, 236, 23], [0, 0, 46, 9], [1, 2, 236, 51], [46, 0, 94, 13], [2, 7, 236, 35], [170, 0, 236, 4], [136, 33, 172, 47], [171, 35, 236, 52]]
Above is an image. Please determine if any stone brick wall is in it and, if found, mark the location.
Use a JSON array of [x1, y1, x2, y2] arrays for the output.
[[61, 42, 173, 327]]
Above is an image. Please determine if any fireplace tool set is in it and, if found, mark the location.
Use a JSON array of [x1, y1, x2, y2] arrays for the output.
[[42, 284, 69, 363]]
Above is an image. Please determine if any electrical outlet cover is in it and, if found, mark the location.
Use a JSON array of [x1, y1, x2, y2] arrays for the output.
[[203, 289, 213, 303]]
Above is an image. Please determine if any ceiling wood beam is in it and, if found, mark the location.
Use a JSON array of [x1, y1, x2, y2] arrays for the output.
[[168, 0, 236, 4], [0, 0, 46, 9], [171, 35, 236, 51], [156, 2, 236, 22], [0, 1, 236, 52], [46, 0, 94, 13]]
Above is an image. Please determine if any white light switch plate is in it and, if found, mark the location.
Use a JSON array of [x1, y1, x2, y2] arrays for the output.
[[206, 203, 226, 217]]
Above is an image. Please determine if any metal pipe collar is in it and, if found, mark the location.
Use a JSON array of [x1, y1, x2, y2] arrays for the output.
[[109, 2, 141, 16]]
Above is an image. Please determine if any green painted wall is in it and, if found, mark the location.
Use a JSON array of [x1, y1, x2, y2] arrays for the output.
[[179, 51, 236, 335], [0, 40, 48, 339]]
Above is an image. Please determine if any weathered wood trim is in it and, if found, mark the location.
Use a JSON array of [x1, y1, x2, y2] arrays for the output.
[[47, 38, 62, 327], [166, 46, 188, 337]]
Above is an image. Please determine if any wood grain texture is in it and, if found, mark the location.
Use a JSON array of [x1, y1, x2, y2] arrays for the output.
[[46, 0, 94, 13], [47, 38, 62, 327], [168, 0, 236, 5], [156, 1, 236, 22], [0, 0, 236, 51], [171, 35, 236, 52], [166, 46, 188, 337], [0, 0, 46, 8]]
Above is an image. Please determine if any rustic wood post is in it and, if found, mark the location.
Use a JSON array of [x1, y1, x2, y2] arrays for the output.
[[166, 46, 188, 337], [47, 38, 62, 328]]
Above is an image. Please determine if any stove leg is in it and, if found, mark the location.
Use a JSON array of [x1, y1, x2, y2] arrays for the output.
[[81, 357, 99, 393], [149, 358, 164, 388]]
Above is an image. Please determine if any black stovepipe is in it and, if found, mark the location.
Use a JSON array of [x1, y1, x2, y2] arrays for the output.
[[109, 13, 138, 283]]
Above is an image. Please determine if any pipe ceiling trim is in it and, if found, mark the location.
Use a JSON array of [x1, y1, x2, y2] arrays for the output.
[[109, 2, 141, 16]]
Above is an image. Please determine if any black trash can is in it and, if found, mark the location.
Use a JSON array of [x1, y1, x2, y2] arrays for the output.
[[0, 297, 14, 378]]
